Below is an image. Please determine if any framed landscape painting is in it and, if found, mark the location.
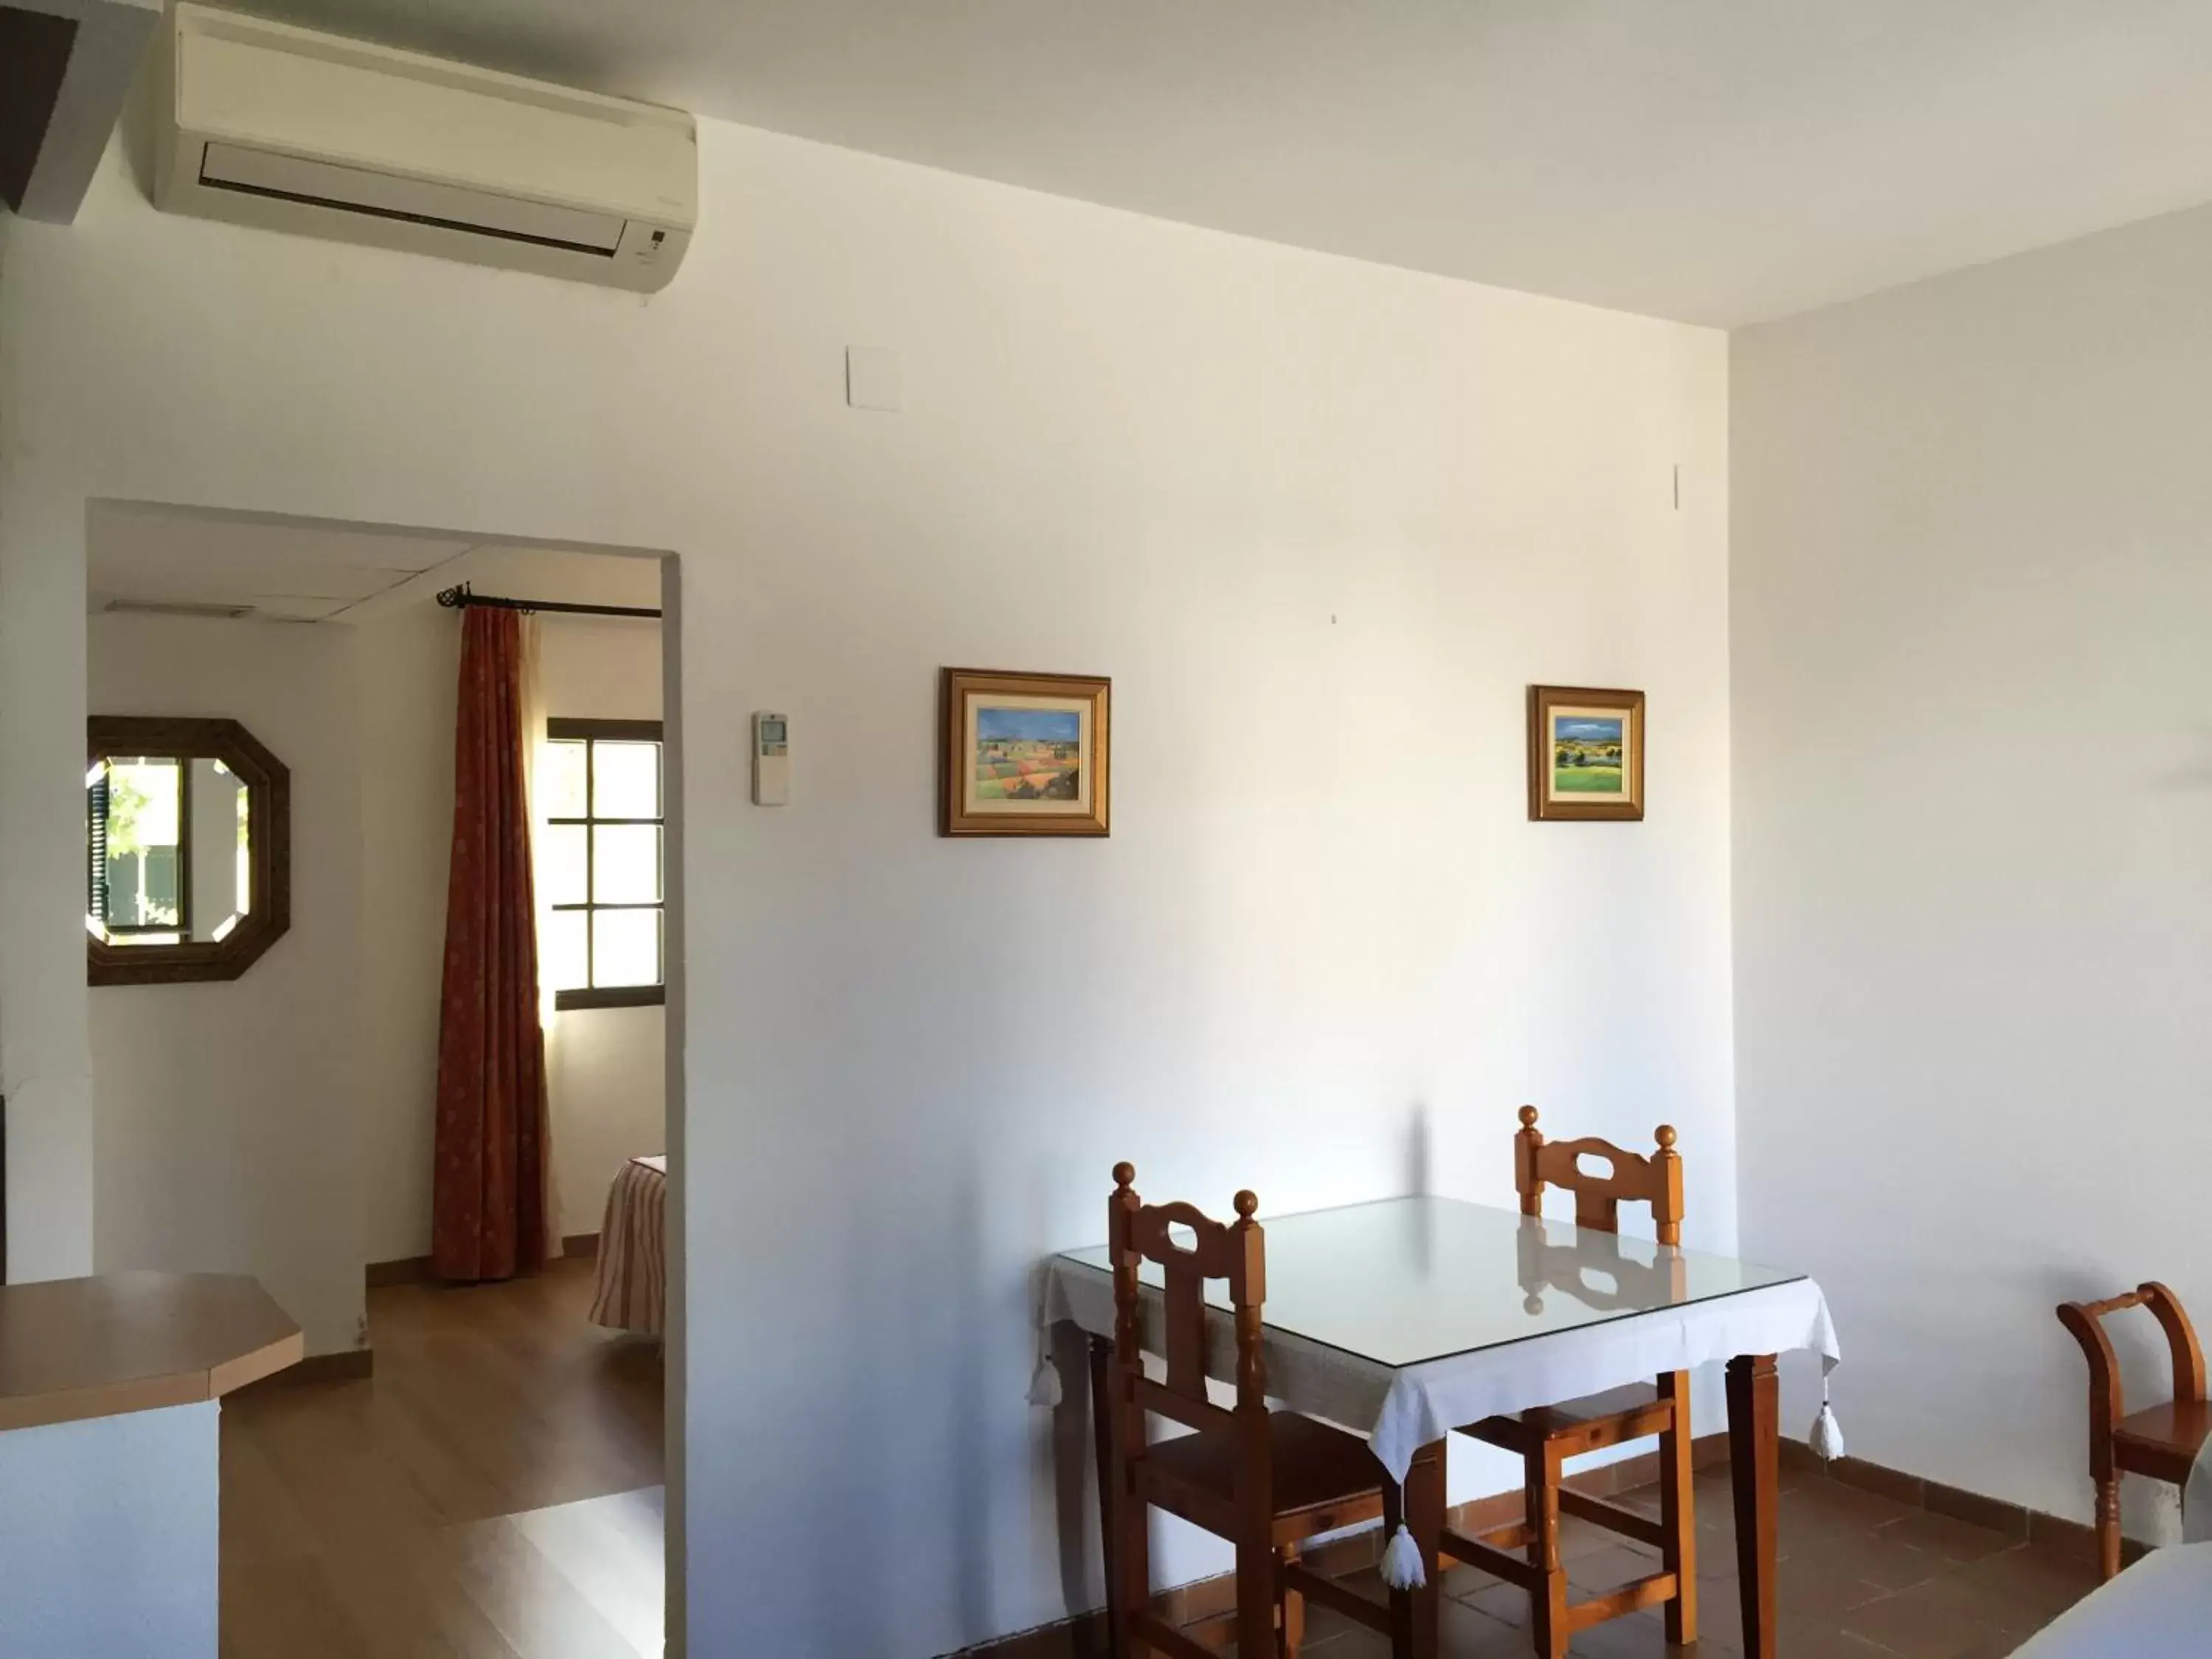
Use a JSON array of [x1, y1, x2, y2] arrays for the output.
[[940, 668, 1110, 836], [1528, 685, 1644, 821]]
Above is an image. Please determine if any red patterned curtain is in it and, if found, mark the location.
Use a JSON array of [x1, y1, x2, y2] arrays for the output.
[[432, 608, 552, 1281]]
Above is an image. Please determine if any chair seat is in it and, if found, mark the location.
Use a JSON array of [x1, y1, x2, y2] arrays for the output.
[[1461, 1381, 1676, 1453], [2115, 1401, 2212, 1484], [1144, 1411, 1386, 1523]]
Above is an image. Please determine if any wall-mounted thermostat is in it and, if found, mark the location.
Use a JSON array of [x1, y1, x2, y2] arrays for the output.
[[752, 712, 790, 806]]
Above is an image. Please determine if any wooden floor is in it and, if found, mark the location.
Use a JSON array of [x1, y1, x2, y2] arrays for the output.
[[221, 1257, 665, 1659]]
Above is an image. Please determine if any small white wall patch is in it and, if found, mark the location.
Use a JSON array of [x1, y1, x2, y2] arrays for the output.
[[846, 347, 903, 411]]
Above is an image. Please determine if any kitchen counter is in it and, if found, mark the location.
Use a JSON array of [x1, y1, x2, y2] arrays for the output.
[[0, 1270, 302, 1430]]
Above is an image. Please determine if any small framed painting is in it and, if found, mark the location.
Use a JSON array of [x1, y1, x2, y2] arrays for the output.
[[1528, 685, 1644, 821], [940, 668, 1111, 837]]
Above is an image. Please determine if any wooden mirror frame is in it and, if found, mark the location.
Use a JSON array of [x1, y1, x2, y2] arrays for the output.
[[87, 716, 291, 987]]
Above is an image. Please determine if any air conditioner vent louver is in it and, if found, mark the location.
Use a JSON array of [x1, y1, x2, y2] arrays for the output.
[[198, 144, 627, 257], [156, 4, 696, 293]]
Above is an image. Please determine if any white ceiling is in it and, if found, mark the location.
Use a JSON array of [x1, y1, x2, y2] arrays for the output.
[[226, 0, 2212, 326], [87, 503, 662, 623]]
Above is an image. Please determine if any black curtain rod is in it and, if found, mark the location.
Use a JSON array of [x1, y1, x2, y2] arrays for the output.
[[435, 582, 661, 620]]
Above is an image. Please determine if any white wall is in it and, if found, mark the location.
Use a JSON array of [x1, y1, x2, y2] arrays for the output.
[[355, 602, 459, 1265], [0, 1402, 219, 1659], [1733, 204, 2212, 1534], [0, 210, 98, 1285], [185, 760, 244, 939], [88, 613, 368, 1358], [541, 616, 661, 723], [3, 122, 1730, 1654], [549, 1004, 667, 1240]]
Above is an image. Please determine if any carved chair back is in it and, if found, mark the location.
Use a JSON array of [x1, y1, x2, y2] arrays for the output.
[[1107, 1162, 1266, 1435], [1514, 1105, 1684, 1246]]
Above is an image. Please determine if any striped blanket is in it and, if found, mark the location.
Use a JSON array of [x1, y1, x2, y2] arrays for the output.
[[588, 1154, 667, 1338]]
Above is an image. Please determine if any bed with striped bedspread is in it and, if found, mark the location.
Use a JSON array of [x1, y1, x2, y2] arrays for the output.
[[588, 1154, 667, 1338]]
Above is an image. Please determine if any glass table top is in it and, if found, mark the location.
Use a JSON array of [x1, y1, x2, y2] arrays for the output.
[[1057, 1194, 1804, 1370]]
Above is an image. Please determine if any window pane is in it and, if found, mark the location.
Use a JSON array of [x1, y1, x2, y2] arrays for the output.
[[594, 825, 661, 904], [592, 908, 661, 989], [187, 758, 246, 941], [541, 824, 588, 907], [593, 741, 660, 818], [542, 910, 589, 992], [237, 785, 252, 917], [540, 739, 587, 819], [102, 758, 184, 929]]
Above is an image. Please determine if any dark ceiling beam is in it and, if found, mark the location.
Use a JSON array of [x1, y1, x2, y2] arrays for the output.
[[1, 0, 159, 226]]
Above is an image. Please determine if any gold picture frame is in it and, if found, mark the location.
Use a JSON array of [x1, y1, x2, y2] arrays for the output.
[[940, 668, 1110, 837], [1528, 685, 1644, 821]]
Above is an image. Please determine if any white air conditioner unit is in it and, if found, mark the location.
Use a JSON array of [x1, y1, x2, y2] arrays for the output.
[[156, 4, 696, 293]]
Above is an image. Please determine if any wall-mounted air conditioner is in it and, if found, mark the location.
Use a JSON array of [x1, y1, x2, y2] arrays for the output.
[[156, 3, 697, 293]]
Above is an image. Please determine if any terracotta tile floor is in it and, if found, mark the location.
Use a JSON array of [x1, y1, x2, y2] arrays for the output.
[[1297, 1464, 2100, 1659]]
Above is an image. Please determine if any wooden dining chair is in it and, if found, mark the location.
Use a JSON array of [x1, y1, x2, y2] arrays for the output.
[[1440, 1107, 1694, 1659], [1102, 1164, 1394, 1658], [2056, 1281, 2208, 1580]]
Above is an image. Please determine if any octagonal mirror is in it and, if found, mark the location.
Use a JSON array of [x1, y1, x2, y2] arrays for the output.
[[87, 717, 290, 986]]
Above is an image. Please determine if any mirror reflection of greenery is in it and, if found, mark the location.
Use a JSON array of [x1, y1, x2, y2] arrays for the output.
[[102, 768, 158, 860]]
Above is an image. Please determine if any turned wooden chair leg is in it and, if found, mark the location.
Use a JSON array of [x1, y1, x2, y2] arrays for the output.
[[1234, 1536, 1276, 1659], [1526, 1442, 1568, 1659], [1658, 1370, 1699, 1645], [1278, 1543, 1305, 1658], [2094, 1474, 2122, 1583], [1109, 1466, 1150, 1658]]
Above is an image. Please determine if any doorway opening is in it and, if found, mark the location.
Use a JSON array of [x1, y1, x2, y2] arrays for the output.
[[82, 499, 682, 1658]]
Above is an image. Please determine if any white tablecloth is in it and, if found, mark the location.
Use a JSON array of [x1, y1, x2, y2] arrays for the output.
[[1045, 1255, 1838, 1484]]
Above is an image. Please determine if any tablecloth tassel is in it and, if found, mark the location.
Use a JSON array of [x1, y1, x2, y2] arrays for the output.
[[1380, 1519, 1426, 1590], [1027, 1353, 1063, 1408], [1808, 1376, 1845, 1462], [1027, 1268, 1065, 1408]]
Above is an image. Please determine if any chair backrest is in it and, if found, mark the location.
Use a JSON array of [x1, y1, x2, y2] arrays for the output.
[[1107, 1162, 1266, 1434], [2058, 1282, 2208, 1433], [1514, 1105, 1684, 1246]]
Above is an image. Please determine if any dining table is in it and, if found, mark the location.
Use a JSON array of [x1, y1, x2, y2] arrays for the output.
[[1045, 1193, 1840, 1659]]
